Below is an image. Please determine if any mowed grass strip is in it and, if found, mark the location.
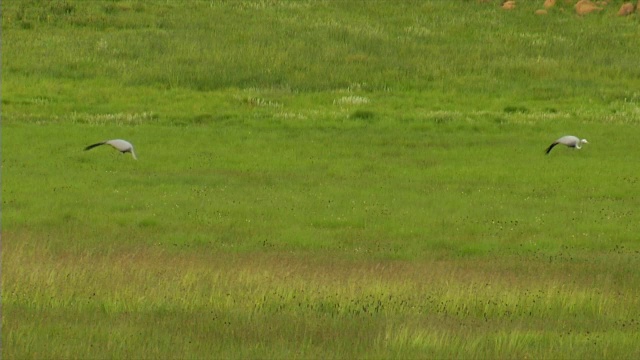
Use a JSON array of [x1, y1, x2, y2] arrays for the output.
[[3, 111, 640, 358], [3, 118, 639, 255]]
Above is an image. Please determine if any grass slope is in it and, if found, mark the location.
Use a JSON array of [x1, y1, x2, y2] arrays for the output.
[[2, 1, 640, 358]]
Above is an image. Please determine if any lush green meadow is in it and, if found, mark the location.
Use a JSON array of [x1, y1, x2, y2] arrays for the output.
[[3, 1, 640, 358]]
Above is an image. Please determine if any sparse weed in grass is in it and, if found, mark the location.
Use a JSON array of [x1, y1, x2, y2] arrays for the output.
[[334, 95, 370, 106], [503, 105, 529, 114], [349, 109, 376, 120], [68, 111, 158, 125]]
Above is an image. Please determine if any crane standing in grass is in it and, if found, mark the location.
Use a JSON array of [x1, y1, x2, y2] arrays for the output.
[[84, 139, 137, 160], [545, 135, 588, 155]]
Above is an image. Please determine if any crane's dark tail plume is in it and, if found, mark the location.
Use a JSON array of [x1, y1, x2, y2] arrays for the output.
[[545, 142, 558, 154], [84, 142, 106, 151]]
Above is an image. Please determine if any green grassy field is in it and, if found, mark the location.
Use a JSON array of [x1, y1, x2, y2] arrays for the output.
[[3, 1, 640, 358]]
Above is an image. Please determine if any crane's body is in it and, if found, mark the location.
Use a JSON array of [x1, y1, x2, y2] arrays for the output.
[[545, 135, 588, 154], [85, 139, 137, 159]]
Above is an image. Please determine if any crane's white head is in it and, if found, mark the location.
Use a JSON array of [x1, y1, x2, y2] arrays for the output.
[[575, 138, 588, 150]]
